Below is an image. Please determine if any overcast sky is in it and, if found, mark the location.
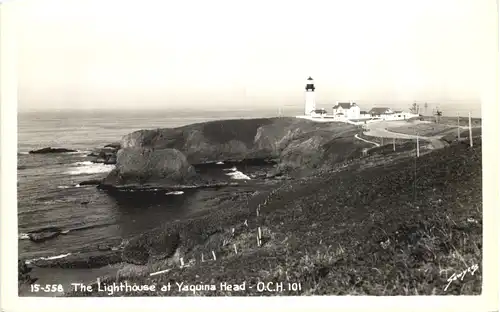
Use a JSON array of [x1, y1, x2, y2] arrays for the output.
[[14, 0, 496, 114]]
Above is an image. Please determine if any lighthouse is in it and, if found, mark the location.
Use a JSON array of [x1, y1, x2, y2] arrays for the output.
[[304, 76, 316, 115]]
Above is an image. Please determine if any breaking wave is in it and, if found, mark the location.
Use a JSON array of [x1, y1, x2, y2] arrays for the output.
[[166, 191, 184, 195], [66, 162, 114, 175], [224, 166, 251, 180], [25, 253, 72, 264]]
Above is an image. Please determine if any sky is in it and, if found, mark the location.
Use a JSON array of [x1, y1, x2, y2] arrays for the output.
[[12, 0, 497, 115]]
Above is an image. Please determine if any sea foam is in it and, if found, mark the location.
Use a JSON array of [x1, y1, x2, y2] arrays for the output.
[[226, 171, 251, 180], [19, 233, 30, 240], [165, 191, 184, 195], [224, 167, 251, 180], [66, 162, 114, 175], [25, 253, 72, 264]]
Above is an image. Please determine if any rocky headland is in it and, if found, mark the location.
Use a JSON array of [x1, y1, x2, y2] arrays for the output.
[[98, 117, 369, 190]]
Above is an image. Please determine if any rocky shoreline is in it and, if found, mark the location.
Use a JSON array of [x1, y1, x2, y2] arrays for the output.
[[19, 117, 482, 296], [20, 118, 368, 286]]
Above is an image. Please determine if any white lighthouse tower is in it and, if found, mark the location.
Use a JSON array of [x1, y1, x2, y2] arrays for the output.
[[304, 76, 316, 116]]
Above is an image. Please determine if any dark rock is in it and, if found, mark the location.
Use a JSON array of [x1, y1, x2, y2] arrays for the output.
[[30, 250, 123, 269], [27, 226, 66, 243], [87, 146, 119, 164], [94, 157, 107, 164], [81, 201, 90, 205], [79, 179, 102, 186], [29, 147, 77, 154], [28, 231, 61, 242], [18, 260, 36, 286], [101, 147, 197, 187], [18, 260, 32, 275], [104, 155, 117, 164], [97, 244, 112, 251]]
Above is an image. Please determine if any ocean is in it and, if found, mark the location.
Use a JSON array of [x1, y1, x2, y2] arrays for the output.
[[17, 108, 297, 263]]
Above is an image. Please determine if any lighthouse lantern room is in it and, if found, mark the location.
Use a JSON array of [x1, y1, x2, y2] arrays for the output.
[[304, 76, 316, 116]]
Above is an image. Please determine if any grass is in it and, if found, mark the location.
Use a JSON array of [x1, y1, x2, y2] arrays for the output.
[[357, 131, 415, 146], [417, 116, 482, 128], [387, 123, 458, 137], [441, 128, 482, 144], [66, 137, 482, 297]]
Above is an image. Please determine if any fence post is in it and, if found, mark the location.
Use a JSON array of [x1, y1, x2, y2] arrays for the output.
[[416, 134, 420, 157], [457, 113, 461, 139], [212, 250, 216, 261], [469, 112, 473, 147], [393, 138, 395, 151]]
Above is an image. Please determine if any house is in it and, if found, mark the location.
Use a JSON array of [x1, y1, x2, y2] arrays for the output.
[[367, 107, 419, 121], [387, 110, 418, 120], [368, 107, 393, 117], [310, 108, 328, 117], [332, 101, 360, 119]]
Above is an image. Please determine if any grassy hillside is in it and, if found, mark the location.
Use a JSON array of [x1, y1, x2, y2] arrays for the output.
[[68, 138, 482, 296], [387, 123, 458, 137], [417, 116, 482, 128]]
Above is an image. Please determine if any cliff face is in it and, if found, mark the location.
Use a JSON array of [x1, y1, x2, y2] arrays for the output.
[[104, 118, 370, 188], [102, 147, 196, 187]]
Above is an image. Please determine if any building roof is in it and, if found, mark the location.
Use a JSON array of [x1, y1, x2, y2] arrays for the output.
[[313, 109, 327, 114], [333, 102, 356, 109], [307, 76, 313, 80], [369, 107, 392, 114], [360, 111, 368, 114], [394, 110, 403, 113]]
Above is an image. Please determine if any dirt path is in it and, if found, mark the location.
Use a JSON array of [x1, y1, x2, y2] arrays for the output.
[[363, 121, 447, 150], [354, 134, 380, 147]]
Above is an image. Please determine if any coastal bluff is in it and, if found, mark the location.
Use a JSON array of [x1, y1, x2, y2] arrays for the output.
[[101, 117, 370, 188]]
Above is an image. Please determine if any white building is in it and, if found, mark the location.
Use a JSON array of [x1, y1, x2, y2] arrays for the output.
[[368, 107, 419, 120], [332, 102, 360, 119], [304, 76, 316, 115]]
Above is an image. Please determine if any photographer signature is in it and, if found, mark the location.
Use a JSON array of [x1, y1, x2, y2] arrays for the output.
[[444, 264, 479, 291]]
